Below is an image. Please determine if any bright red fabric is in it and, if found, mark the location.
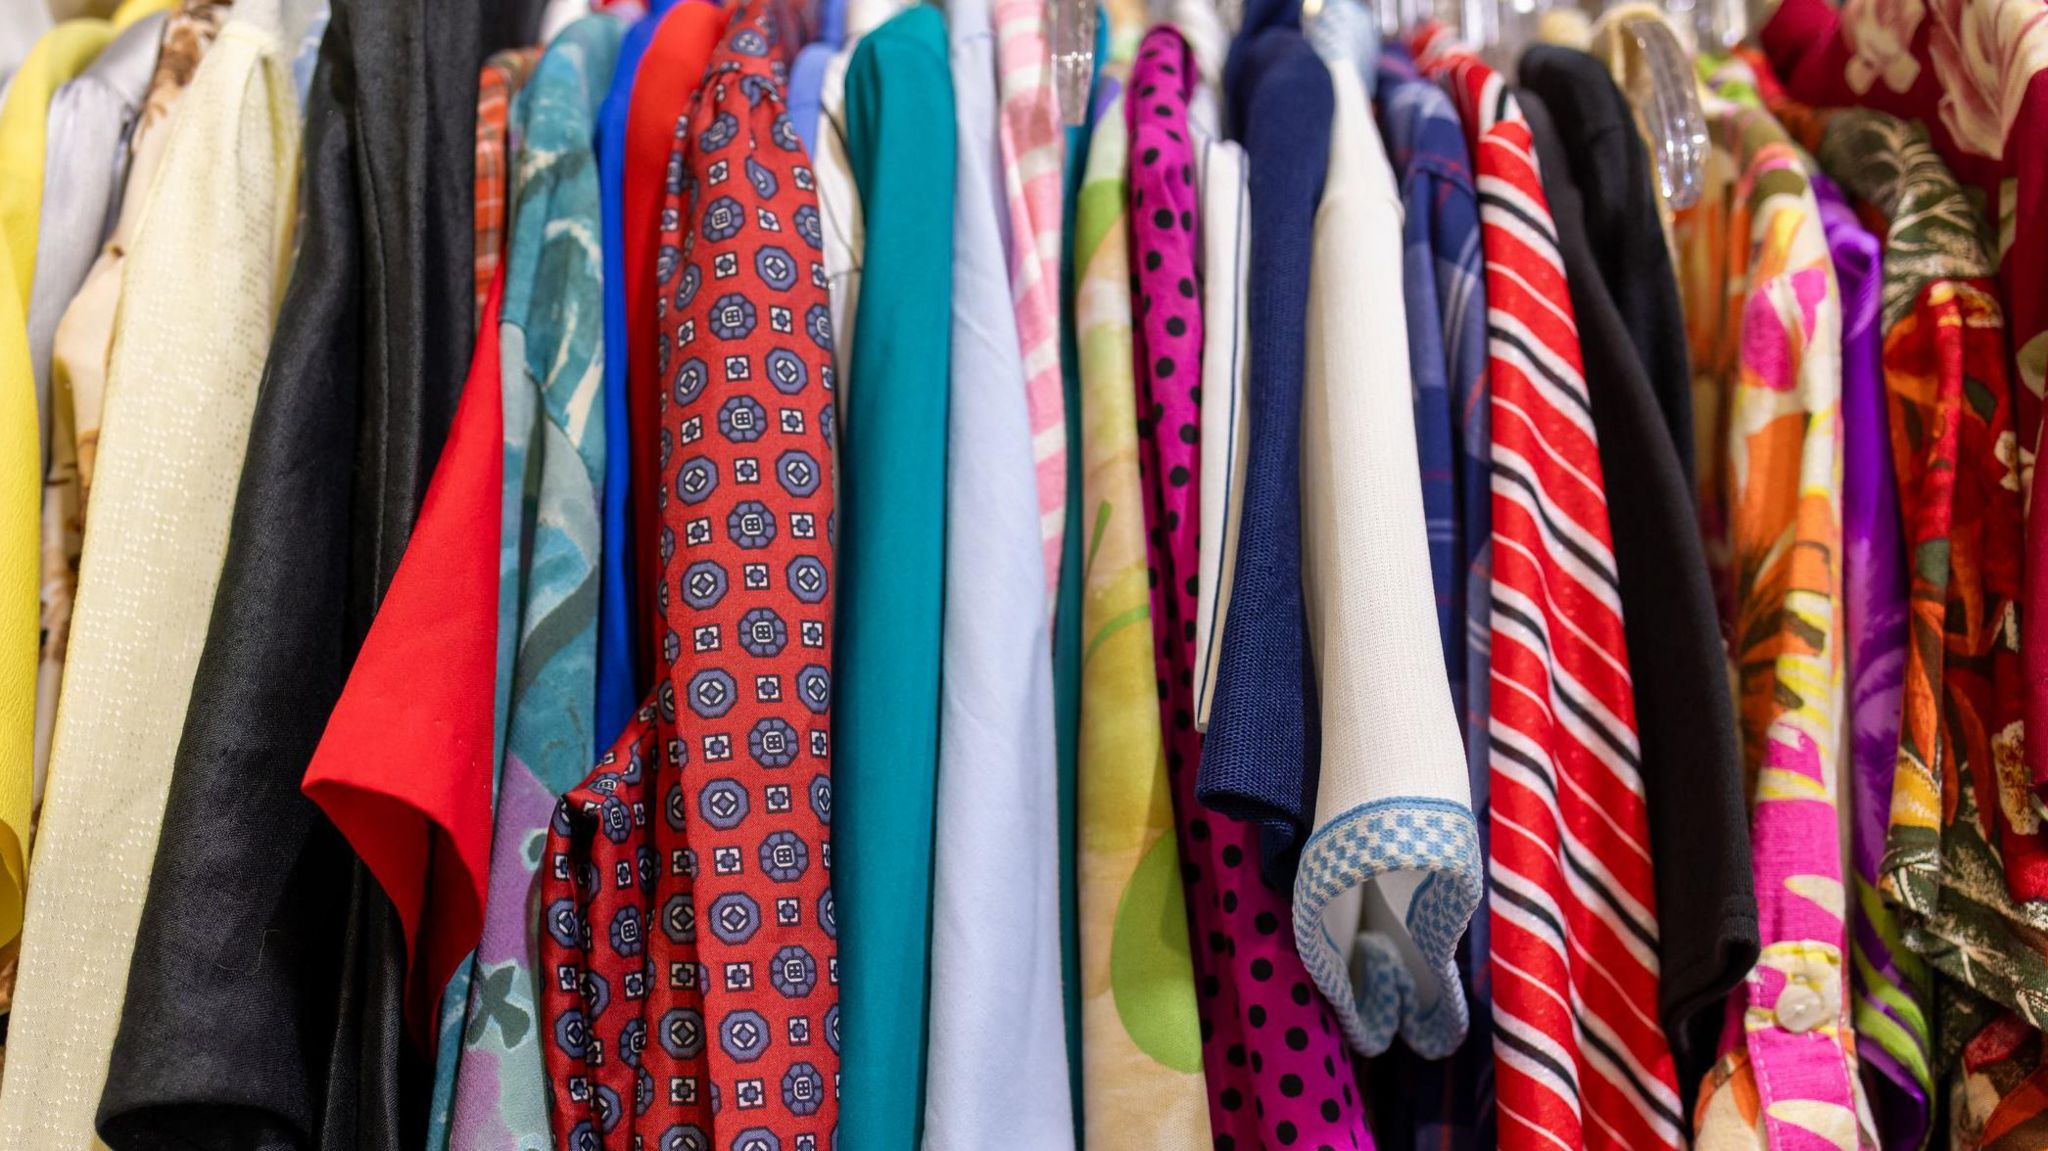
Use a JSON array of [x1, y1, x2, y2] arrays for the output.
[[302, 277, 506, 1044]]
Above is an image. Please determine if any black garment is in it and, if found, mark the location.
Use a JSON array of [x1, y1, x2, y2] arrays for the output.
[[96, 0, 537, 1145], [1519, 86, 1758, 1115], [1519, 45, 1696, 488]]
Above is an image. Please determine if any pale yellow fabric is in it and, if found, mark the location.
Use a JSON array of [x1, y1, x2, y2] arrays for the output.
[[2, 2, 180, 851], [0, 0, 305, 1138], [38, 0, 227, 817], [1075, 83, 1211, 1150]]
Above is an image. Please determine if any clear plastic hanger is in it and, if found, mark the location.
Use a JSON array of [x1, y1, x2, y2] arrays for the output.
[[1053, 0, 1097, 125], [1397, 0, 1707, 212], [1594, 4, 1708, 210]]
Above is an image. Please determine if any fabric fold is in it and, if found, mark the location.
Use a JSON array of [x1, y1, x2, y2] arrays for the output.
[[96, 0, 538, 1142], [1291, 47, 1479, 1064], [537, 8, 843, 1149], [0, 12, 133, 965], [1130, 23, 1375, 1150], [0, 18, 119, 299], [1757, 0, 2048, 808], [39, 5, 231, 830], [1812, 167, 1931, 1151], [832, 9, 955, 1147], [1517, 45, 1757, 1106], [1819, 106, 2048, 1036], [438, 17, 622, 1147], [1374, 38, 1499, 1151], [1073, 62, 1211, 1149], [0, 1, 306, 1140], [992, 0, 1067, 606], [301, 277, 505, 1046], [617, 0, 724, 708], [1414, 23, 1685, 1151], [920, 0, 1074, 1139], [591, 0, 670, 755], [1672, 63, 1857, 1148], [15, 21, 173, 1042], [1199, 0, 1333, 884]]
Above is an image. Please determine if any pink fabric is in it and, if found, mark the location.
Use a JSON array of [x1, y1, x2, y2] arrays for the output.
[[1129, 26, 1373, 1150], [993, 0, 1068, 609]]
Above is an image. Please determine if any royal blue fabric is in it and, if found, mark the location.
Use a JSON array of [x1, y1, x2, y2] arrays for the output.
[[592, 0, 676, 754], [1197, 0, 1332, 886]]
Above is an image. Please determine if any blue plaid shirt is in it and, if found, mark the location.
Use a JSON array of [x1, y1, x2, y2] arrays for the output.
[[1376, 43, 1495, 1151]]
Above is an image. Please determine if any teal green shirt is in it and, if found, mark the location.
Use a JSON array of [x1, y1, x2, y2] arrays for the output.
[[1053, 14, 1106, 1135], [834, 6, 955, 1148]]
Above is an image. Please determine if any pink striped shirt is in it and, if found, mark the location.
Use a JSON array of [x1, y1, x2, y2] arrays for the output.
[[993, 0, 1068, 607]]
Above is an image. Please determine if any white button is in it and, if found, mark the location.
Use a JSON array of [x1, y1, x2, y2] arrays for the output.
[[1775, 985, 1825, 1034]]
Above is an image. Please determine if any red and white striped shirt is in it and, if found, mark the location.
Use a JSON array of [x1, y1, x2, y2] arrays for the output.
[[1414, 26, 1685, 1151]]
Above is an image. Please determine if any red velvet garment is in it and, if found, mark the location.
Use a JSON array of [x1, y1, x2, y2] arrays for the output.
[[539, 5, 841, 1148], [302, 277, 506, 1044]]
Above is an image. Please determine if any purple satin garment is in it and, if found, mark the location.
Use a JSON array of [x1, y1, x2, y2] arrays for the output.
[[1816, 172, 1930, 1151]]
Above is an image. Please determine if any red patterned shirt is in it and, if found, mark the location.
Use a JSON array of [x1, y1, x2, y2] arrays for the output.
[[539, 5, 841, 1149]]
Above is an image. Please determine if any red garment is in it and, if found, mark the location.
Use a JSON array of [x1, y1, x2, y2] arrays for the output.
[[474, 50, 539, 326], [626, 1, 726, 677], [1414, 24, 1685, 1151], [302, 277, 506, 1043], [1757, 0, 2048, 794], [539, 5, 840, 1149]]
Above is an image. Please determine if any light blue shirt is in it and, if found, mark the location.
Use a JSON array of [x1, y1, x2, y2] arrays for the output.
[[921, 0, 1074, 1141], [28, 12, 163, 464]]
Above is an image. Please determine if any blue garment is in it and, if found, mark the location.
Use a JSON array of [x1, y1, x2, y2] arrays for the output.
[[787, 0, 845, 154], [1198, 0, 1332, 885], [1377, 44, 1489, 795], [922, 0, 1074, 1138], [1376, 43, 1496, 1151], [592, 0, 676, 754], [291, 5, 328, 110], [788, 48, 829, 155]]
